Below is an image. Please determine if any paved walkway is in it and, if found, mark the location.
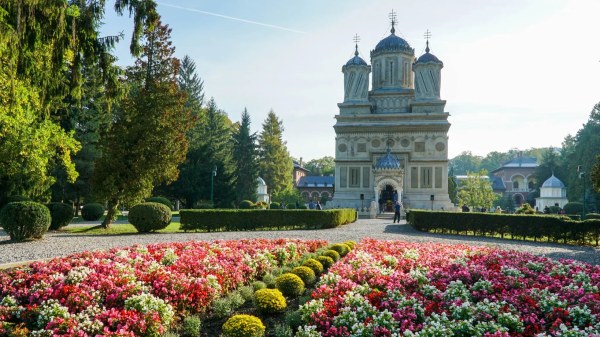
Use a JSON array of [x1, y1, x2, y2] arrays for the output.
[[1, 219, 599, 265]]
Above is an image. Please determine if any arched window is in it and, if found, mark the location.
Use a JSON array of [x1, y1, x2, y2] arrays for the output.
[[515, 195, 522, 204], [302, 192, 310, 202], [311, 192, 320, 202], [528, 181, 534, 189], [513, 181, 519, 189]]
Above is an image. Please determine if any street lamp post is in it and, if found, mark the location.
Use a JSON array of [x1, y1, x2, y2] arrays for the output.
[[211, 165, 217, 207], [578, 165, 585, 220]]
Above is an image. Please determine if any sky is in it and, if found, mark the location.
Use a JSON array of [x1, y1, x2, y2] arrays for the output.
[[101, 0, 600, 160]]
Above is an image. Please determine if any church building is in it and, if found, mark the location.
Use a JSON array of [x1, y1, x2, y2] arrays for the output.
[[331, 14, 453, 211]]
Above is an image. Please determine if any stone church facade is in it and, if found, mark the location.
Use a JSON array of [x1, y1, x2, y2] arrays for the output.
[[331, 19, 453, 211]]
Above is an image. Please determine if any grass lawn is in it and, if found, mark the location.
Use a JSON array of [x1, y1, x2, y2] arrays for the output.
[[71, 211, 179, 223], [60, 222, 184, 235]]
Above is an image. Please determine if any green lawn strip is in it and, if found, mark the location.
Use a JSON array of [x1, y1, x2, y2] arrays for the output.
[[60, 222, 184, 235]]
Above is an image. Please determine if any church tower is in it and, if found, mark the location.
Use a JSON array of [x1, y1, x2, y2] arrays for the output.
[[412, 34, 446, 113], [339, 36, 371, 115]]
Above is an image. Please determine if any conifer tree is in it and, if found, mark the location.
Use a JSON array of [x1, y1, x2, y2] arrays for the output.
[[258, 110, 293, 194], [178, 55, 204, 113], [232, 108, 259, 203], [92, 18, 193, 228]]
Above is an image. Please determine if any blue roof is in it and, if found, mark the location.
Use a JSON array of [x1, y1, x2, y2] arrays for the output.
[[416, 52, 443, 65], [345, 55, 368, 67], [542, 174, 565, 188], [371, 33, 413, 57], [489, 176, 506, 190], [257, 177, 266, 186], [374, 151, 402, 171], [297, 176, 335, 187]]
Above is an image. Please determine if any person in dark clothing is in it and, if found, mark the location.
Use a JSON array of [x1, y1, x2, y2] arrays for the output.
[[461, 204, 470, 212], [393, 202, 402, 223], [296, 201, 300, 209], [378, 197, 384, 214], [316, 201, 322, 210], [543, 205, 550, 214], [481, 206, 487, 213]]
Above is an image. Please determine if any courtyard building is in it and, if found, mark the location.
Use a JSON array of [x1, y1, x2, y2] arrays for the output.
[[490, 152, 538, 206], [292, 158, 309, 186], [535, 174, 569, 210], [296, 176, 335, 203], [331, 17, 453, 210]]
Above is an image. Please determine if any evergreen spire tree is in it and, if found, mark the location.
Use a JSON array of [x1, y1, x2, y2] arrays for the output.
[[258, 110, 293, 194], [232, 108, 259, 203], [178, 55, 204, 114]]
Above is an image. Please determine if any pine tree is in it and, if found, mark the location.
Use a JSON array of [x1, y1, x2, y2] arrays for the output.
[[533, 147, 562, 186], [92, 18, 193, 228], [232, 108, 259, 203], [178, 55, 205, 114], [258, 110, 293, 194]]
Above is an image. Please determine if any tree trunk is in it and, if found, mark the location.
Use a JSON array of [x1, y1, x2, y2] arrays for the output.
[[74, 200, 80, 217], [101, 199, 117, 229]]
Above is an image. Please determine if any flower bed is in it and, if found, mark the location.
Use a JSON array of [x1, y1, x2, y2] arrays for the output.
[[298, 238, 600, 336], [0, 238, 328, 336]]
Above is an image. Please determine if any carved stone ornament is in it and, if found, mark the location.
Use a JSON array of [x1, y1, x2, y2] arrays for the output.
[[435, 142, 446, 151], [371, 139, 381, 148], [338, 144, 347, 152], [357, 143, 367, 152], [400, 139, 410, 147], [415, 142, 425, 152]]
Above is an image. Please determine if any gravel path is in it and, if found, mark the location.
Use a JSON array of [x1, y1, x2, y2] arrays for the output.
[[1, 219, 599, 265]]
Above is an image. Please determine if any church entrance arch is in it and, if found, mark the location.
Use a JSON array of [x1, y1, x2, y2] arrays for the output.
[[374, 177, 403, 213]]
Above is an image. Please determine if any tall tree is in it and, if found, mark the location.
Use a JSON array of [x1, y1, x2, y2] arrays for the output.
[[232, 108, 259, 203], [178, 55, 204, 113], [533, 147, 562, 187], [457, 169, 498, 209], [480, 151, 508, 173], [448, 151, 482, 176], [448, 176, 458, 204], [258, 110, 293, 194], [305, 157, 335, 177], [92, 18, 193, 228], [593, 155, 600, 194]]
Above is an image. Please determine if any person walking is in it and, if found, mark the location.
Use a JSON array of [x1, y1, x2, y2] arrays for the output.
[[378, 197, 384, 214], [296, 200, 300, 209], [308, 200, 316, 210], [393, 202, 401, 223]]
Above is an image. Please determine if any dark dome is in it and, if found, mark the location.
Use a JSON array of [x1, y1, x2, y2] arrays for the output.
[[344, 55, 368, 67], [374, 151, 402, 171], [416, 52, 443, 65], [371, 34, 413, 57]]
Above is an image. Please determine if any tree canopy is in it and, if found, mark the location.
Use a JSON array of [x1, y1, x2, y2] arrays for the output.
[[258, 110, 293, 194]]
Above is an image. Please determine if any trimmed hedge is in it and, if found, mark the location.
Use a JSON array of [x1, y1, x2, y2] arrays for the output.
[[0, 202, 51, 241], [0, 195, 30, 211], [194, 203, 214, 209], [408, 209, 600, 245], [129, 202, 172, 232], [179, 209, 357, 232], [564, 202, 585, 215], [270, 202, 280, 209], [81, 203, 104, 221], [239, 200, 254, 209], [286, 203, 296, 209], [146, 197, 173, 210], [585, 214, 600, 220], [45, 202, 74, 230]]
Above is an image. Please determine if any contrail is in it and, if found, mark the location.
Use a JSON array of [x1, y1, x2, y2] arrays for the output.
[[157, 3, 305, 34]]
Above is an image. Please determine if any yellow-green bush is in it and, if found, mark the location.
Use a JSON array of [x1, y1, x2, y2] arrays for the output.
[[302, 259, 324, 275], [222, 315, 265, 337], [344, 241, 357, 250], [330, 243, 351, 257], [275, 273, 305, 297], [316, 255, 334, 269], [291, 266, 315, 286], [252, 289, 286, 314], [323, 250, 340, 262]]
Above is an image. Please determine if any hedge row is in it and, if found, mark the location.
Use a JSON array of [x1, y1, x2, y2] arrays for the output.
[[179, 209, 357, 232], [407, 210, 600, 245]]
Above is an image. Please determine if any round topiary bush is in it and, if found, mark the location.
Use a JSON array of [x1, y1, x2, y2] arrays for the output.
[[275, 273, 305, 297], [194, 203, 214, 209], [344, 241, 357, 250], [252, 289, 286, 314], [291, 266, 316, 286], [146, 197, 173, 210], [45, 202, 74, 230], [564, 202, 586, 215], [316, 255, 334, 269], [302, 259, 324, 275], [0, 195, 31, 210], [239, 200, 254, 209], [270, 202, 280, 209], [222, 315, 265, 337], [323, 250, 340, 262], [0, 202, 51, 241], [81, 203, 104, 221], [129, 202, 172, 233], [330, 243, 351, 257], [299, 205, 308, 210], [286, 203, 296, 209], [549, 206, 560, 214]]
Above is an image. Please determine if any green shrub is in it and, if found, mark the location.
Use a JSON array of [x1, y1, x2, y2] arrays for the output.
[[299, 205, 308, 210], [129, 202, 172, 233], [302, 259, 324, 275], [291, 266, 315, 286], [274, 323, 293, 337], [275, 273, 305, 297], [229, 291, 245, 309], [567, 215, 581, 221], [323, 250, 340, 262], [240, 286, 254, 302], [253, 289, 286, 314], [111, 208, 122, 221], [549, 206, 560, 214], [194, 203, 214, 209], [239, 200, 254, 209], [0, 195, 30, 210], [0, 202, 51, 241], [255, 201, 270, 209], [285, 311, 303, 331], [179, 209, 357, 232], [316, 256, 334, 269], [344, 241, 357, 250], [146, 197, 173, 210], [223, 315, 265, 337], [564, 202, 586, 215], [81, 203, 104, 221], [262, 273, 276, 288], [182, 315, 202, 337], [252, 281, 266, 291], [330, 243, 351, 257], [45, 202, 74, 230], [270, 202, 281, 209], [271, 267, 284, 277], [286, 203, 296, 209], [160, 331, 179, 337], [212, 297, 233, 319], [586, 214, 600, 220], [299, 295, 312, 306]]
